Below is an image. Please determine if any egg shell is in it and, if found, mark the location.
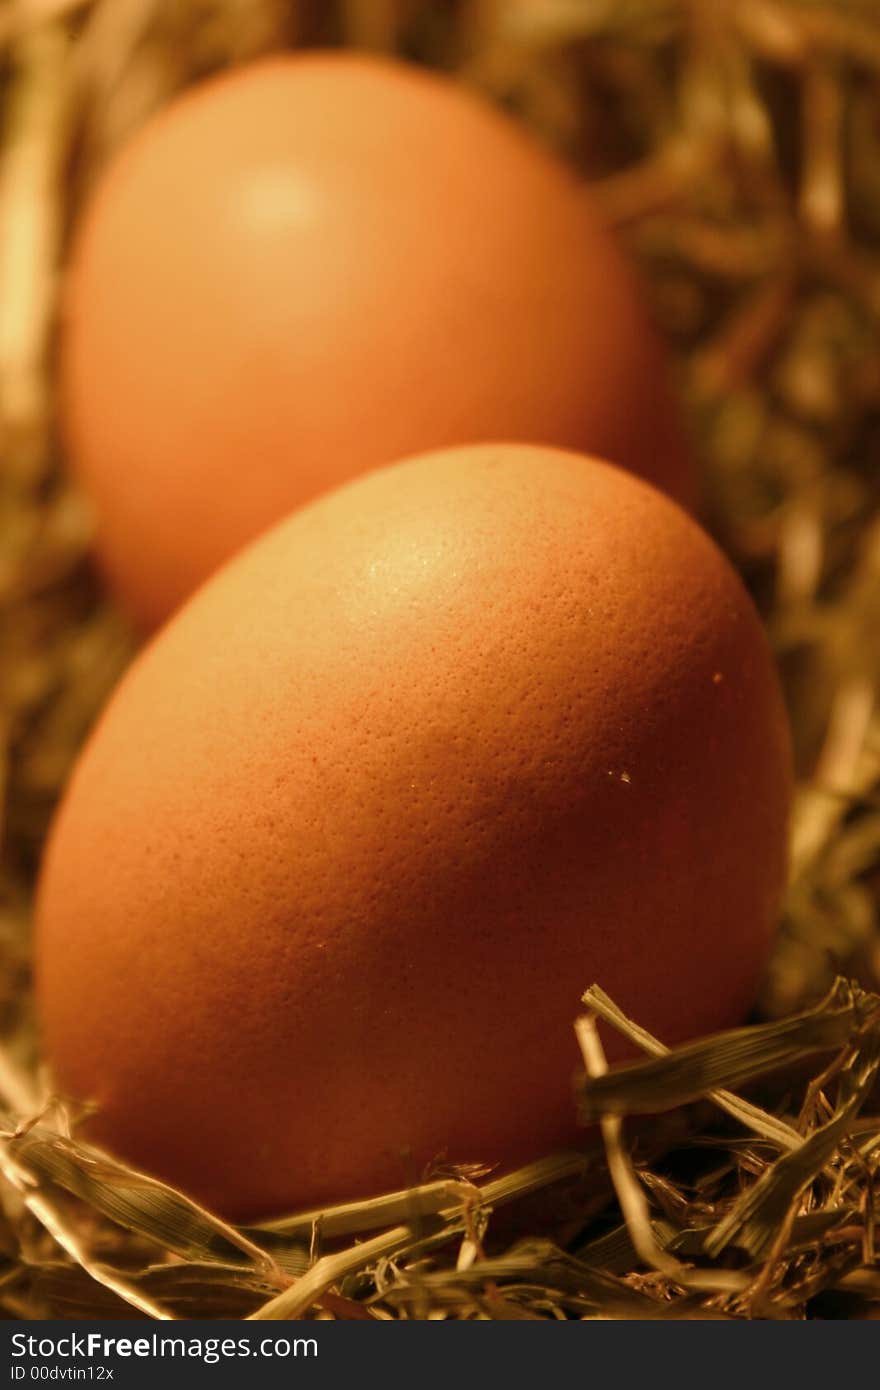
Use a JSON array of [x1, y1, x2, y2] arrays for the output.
[[35, 445, 790, 1218], [61, 51, 692, 630]]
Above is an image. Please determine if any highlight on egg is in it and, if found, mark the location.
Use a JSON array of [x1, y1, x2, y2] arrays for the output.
[[35, 445, 791, 1219], [60, 50, 692, 630]]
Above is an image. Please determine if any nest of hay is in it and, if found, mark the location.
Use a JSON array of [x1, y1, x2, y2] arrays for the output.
[[1, 0, 879, 1320]]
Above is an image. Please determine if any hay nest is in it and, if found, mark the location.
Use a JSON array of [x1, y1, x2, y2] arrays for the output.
[[1, 0, 879, 1320]]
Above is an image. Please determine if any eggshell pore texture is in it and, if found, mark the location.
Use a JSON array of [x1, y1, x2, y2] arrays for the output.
[[35, 446, 790, 1217]]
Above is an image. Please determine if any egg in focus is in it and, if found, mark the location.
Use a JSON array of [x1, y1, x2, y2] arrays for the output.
[[35, 445, 790, 1219], [61, 51, 692, 630]]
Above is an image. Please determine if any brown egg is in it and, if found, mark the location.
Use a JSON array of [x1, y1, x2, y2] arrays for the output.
[[61, 51, 692, 630], [35, 446, 789, 1219]]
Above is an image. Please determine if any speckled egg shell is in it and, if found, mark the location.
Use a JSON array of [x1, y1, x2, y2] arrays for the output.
[[36, 445, 789, 1218]]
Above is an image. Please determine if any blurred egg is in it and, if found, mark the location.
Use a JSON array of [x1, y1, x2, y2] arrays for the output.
[[36, 445, 790, 1218], [61, 51, 692, 630]]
